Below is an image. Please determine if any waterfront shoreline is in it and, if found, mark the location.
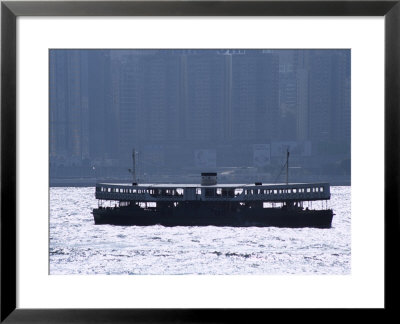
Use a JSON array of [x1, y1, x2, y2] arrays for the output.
[[50, 178, 351, 187]]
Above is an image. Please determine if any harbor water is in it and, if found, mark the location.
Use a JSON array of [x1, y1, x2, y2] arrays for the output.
[[49, 186, 351, 275]]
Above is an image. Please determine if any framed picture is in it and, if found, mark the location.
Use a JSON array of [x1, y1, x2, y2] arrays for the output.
[[1, 0, 398, 322]]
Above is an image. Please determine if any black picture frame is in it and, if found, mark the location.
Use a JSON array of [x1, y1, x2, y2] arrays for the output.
[[1, 0, 399, 322]]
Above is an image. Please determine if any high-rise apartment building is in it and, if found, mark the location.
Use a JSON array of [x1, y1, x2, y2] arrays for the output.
[[183, 53, 229, 144], [308, 50, 351, 147], [87, 50, 117, 160], [118, 51, 182, 162], [49, 50, 89, 164], [230, 51, 279, 143]]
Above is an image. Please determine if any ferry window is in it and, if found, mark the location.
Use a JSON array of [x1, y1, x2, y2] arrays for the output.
[[205, 189, 214, 197], [279, 190, 282, 194], [316, 188, 319, 192], [320, 187, 324, 192], [293, 189, 297, 193], [196, 188, 202, 195], [245, 190, 248, 195], [274, 190, 277, 194], [235, 189, 243, 196], [287, 189, 291, 194], [216, 188, 222, 196]]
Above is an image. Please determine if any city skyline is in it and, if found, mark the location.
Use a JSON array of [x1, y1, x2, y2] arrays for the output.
[[49, 49, 351, 183]]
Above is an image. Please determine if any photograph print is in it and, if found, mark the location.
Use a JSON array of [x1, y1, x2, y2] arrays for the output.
[[49, 49, 351, 275]]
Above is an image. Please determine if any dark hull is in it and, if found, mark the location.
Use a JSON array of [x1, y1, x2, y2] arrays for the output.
[[93, 204, 334, 228]]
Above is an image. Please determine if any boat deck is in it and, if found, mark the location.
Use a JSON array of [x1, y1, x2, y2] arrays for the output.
[[95, 182, 330, 202]]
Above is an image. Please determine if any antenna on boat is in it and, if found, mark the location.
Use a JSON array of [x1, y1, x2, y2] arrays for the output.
[[286, 148, 289, 185], [273, 148, 290, 184], [128, 148, 138, 185]]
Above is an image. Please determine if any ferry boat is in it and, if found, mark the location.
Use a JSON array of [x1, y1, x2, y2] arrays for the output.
[[92, 150, 334, 228]]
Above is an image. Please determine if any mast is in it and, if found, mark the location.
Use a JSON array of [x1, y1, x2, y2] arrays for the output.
[[130, 148, 137, 185], [286, 148, 289, 185]]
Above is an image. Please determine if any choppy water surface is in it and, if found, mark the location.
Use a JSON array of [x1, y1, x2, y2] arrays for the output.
[[50, 186, 351, 275]]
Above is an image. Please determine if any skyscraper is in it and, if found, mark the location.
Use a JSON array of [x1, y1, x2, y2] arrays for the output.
[[117, 51, 182, 163], [308, 50, 351, 148], [230, 51, 279, 143], [183, 52, 229, 144], [49, 50, 89, 164], [87, 50, 116, 160]]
